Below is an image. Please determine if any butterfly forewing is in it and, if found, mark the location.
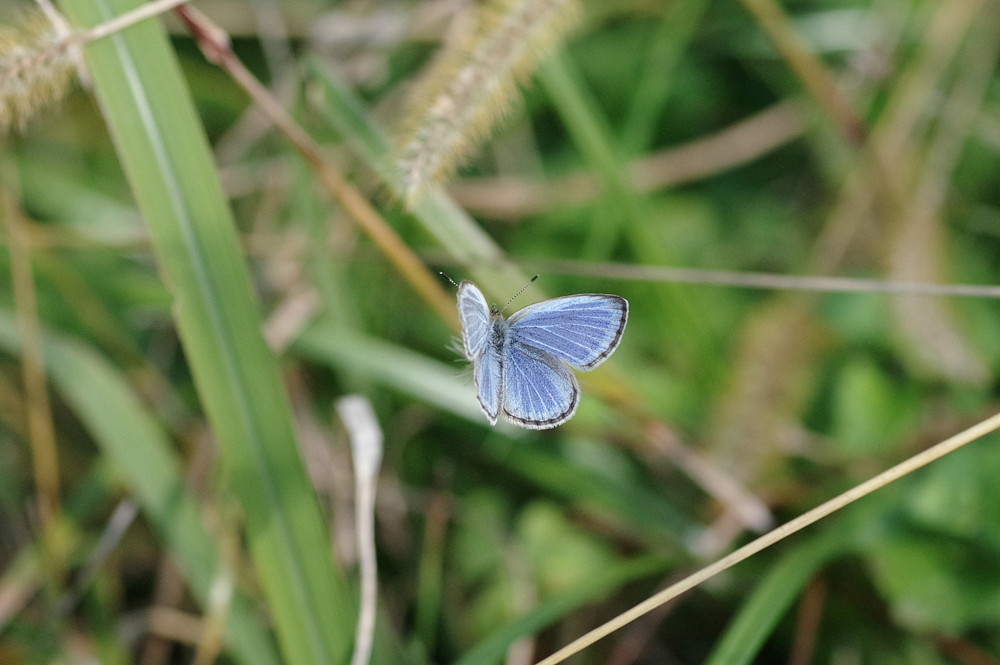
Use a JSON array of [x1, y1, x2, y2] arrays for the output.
[[457, 282, 502, 424], [502, 342, 579, 429], [457, 281, 492, 360], [507, 295, 628, 369]]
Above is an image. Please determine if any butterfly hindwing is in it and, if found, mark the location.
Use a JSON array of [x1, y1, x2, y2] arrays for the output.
[[473, 337, 503, 425], [507, 294, 628, 370], [501, 341, 579, 429]]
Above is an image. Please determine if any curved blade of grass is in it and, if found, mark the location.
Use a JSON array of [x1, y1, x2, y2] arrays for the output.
[[537, 53, 723, 379], [294, 319, 483, 424], [454, 555, 667, 665], [305, 58, 530, 299], [475, 440, 692, 545], [620, 0, 708, 153], [0, 312, 278, 665], [294, 321, 690, 549], [55, 2, 353, 663], [703, 529, 845, 665]]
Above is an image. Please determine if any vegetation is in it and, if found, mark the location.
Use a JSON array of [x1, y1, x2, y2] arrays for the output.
[[2, 0, 999, 663]]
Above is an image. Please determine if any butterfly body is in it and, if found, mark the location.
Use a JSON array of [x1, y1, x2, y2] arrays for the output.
[[457, 281, 628, 429]]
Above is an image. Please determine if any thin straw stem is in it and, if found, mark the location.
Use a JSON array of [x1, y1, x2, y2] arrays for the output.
[[535, 409, 1000, 665]]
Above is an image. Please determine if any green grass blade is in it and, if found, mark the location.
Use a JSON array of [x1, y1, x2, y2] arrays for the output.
[[304, 58, 530, 298], [54, 2, 353, 663], [454, 555, 668, 665], [703, 531, 844, 665], [0, 312, 279, 665], [475, 440, 692, 545], [294, 320, 483, 424], [537, 53, 723, 377], [620, 0, 708, 153]]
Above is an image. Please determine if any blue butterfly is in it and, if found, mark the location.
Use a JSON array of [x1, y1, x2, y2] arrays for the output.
[[457, 281, 628, 429]]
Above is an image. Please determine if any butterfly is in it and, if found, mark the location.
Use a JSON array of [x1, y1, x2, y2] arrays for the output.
[[457, 280, 628, 429]]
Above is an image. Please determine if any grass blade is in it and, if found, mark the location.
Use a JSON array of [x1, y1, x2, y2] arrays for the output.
[[0, 312, 279, 665], [54, 1, 353, 662]]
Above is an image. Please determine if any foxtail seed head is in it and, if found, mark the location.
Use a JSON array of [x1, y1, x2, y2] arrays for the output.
[[0, 9, 76, 136], [394, 0, 580, 208]]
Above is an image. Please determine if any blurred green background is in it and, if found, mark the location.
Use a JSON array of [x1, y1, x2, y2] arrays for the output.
[[2, 0, 1000, 663]]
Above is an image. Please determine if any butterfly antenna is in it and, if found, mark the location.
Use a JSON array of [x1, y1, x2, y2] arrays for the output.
[[500, 275, 539, 313], [439, 272, 459, 288]]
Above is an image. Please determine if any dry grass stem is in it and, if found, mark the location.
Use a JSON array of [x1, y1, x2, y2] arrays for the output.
[[449, 101, 806, 220], [337, 396, 384, 665], [535, 409, 1000, 665], [1, 161, 60, 527], [175, 5, 457, 325]]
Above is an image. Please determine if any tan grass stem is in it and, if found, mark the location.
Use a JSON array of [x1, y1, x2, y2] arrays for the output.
[[535, 410, 1000, 665]]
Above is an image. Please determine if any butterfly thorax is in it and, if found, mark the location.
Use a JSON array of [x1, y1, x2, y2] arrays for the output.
[[489, 311, 510, 353]]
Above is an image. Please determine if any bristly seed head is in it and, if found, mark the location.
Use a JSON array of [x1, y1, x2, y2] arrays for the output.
[[393, 0, 580, 208], [0, 9, 77, 136]]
